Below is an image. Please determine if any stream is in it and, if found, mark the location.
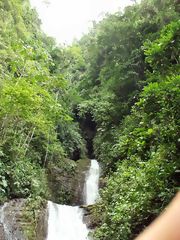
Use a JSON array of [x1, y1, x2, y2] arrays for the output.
[[47, 159, 100, 240]]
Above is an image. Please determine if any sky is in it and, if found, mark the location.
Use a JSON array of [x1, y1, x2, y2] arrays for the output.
[[30, 0, 136, 45]]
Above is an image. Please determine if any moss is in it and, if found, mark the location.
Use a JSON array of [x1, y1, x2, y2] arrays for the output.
[[21, 197, 47, 240]]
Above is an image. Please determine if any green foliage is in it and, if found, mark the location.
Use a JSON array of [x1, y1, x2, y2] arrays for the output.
[[95, 145, 178, 240], [70, 0, 179, 174], [57, 122, 86, 159], [93, 75, 179, 239], [0, 1, 179, 239], [10, 159, 48, 198], [92, 16, 180, 239], [22, 196, 47, 240], [0, 0, 85, 205], [58, 0, 178, 239], [144, 19, 180, 78]]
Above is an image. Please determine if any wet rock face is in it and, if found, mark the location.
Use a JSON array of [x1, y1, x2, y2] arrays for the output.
[[0, 199, 27, 240], [47, 164, 75, 204], [36, 204, 48, 240], [73, 159, 91, 205], [0, 223, 5, 240], [0, 199, 48, 240], [48, 159, 90, 206], [80, 205, 100, 230]]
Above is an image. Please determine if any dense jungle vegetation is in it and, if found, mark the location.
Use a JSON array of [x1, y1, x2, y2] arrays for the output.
[[0, 0, 179, 239]]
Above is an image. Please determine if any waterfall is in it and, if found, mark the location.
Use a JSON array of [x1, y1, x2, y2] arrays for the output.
[[85, 159, 100, 205], [47, 159, 100, 240], [46, 202, 89, 240]]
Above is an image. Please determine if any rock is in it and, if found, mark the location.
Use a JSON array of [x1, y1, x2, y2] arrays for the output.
[[0, 223, 5, 240], [47, 158, 90, 205], [73, 159, 90, 205], [81, 204, 100, 229], [0, 199, 27, 240], [0, 199, 48, 240], [47, 163, 75, 204], [36, 202, 48, 240]]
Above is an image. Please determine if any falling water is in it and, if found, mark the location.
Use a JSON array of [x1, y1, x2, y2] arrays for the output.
[[47, 159, 100, 240], [85, 159, 100, 205], [46, 202, 89, 240]]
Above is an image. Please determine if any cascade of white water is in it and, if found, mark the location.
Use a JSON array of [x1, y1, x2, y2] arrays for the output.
[[47, 159, 100, 240], [85, 159, 100, 205], [46, 202, 89, 240]]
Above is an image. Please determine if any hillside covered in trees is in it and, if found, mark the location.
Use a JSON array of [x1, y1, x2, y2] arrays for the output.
[[0, 0, 179, 239]]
